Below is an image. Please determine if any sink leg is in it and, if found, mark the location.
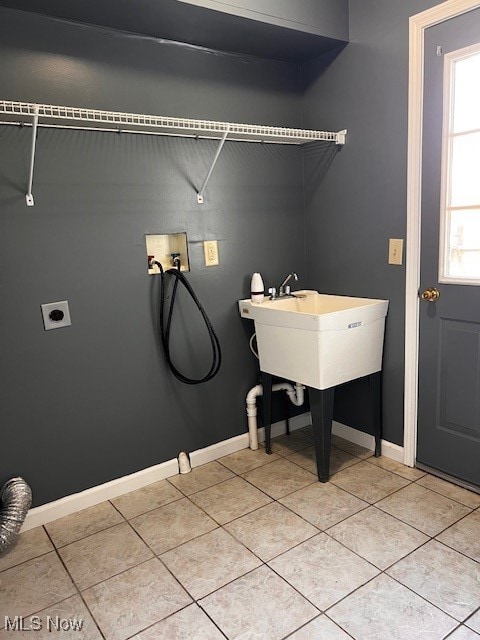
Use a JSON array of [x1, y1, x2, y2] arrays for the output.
[[309, 387, 335, 482], [369, 372, 382, 457], [262, 372, 273, 454]]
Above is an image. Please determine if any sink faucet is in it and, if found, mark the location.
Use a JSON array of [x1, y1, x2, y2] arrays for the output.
[[278, 272, 298, 297]]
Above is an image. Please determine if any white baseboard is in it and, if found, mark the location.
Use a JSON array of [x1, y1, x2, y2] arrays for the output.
[[22, 412, 403, 532], [331, 421, 405, 463], [22, 458, 179, 532]]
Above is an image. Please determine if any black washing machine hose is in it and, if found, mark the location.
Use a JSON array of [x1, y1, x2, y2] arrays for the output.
[[154, 261, 222, 384]]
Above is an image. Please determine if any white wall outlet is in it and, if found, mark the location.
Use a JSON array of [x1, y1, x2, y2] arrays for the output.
[[204, 240, 219, 266], [41, 301, 72, 330], [388, 238, 404, 265]]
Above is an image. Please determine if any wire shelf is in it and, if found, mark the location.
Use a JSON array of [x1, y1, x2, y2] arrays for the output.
[[0, 99, 346, 206], [0, 100, 346, 145]]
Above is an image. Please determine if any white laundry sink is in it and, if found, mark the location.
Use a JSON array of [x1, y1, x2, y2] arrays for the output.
[[239, 290, 389, 389]]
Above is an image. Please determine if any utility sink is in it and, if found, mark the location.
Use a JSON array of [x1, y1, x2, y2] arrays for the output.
[[239, 290, 389, 389]]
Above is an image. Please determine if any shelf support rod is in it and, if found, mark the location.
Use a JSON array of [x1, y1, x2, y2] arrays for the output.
[[26, 105, 39, 207], [197, 126, 229, 204]]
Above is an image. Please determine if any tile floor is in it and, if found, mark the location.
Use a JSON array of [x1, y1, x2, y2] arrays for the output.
[[1, 427, 480, 640]]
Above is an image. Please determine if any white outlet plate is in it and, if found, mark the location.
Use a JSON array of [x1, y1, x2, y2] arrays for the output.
[[41, 301, 72, 330], [204, 240, 219, 266], [388, 238, 404, 265]]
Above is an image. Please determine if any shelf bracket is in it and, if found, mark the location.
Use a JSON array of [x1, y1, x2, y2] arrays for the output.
[[336, 129, 347, 145], [25, 105, 39, 207], [197, 126, 229, 204]]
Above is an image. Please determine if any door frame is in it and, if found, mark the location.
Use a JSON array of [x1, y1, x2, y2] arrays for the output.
[[404, 0, 480, 467]]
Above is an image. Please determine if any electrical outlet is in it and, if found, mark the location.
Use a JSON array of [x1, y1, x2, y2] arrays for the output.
[[388, 238, 404, 265], [204, 240, 219, 266], [41, 301, 72, 330]]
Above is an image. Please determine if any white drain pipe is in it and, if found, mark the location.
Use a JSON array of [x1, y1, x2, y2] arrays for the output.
[[177, 451, 192, 474], [246, 382, 305, 450]]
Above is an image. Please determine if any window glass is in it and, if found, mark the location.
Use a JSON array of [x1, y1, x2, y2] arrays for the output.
[[452, 54, 480, 133], [447, 209, 480, 279], [450, 132, 480, 207], [441, 49, 480, 283]]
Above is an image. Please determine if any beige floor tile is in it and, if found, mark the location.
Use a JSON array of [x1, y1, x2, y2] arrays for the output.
[[467, 610, 480, 634], [0, 552, 76, 622], [437, 511, 480, 561], [111, 480, 183, 519], [288, 615, 352, 639], [330, 460, 410, 503], [300, 425, 314, 435], [327, 506, 429, 570], [132, 604, 225, 640], [329, 574, 457, 640], [417, 474, 480, 509], [330, 446, 364, 474], [45, 502, 124, 547], [242, 458, 317, 499], [387, 540, 480, 621], [225, 502, 318, 562], [331, 435, 374, 459], [0, 594, 102, 639], [267, 430, 314, 456], [130, 498, 217, 555], [287, 445, 361, 477], [160, 528, 261, 599], [0, 527, 53, 572], [286, 447, 317, 473], [200, 565, 318, 640], [189, 477, 271, 525], [269, 533, 379, 611], [167, 461, 234, 496], [218, 447, 280, 474], [366, 455, 427, 480], [376, 483, 471, 536], [448, 626, 480, 640], [82, 558, 191, 640], [279, 482, 368, 529], [58, 522, 153, 590]]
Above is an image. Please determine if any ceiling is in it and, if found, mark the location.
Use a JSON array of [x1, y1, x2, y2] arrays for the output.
[[0, 0, 347, 62]]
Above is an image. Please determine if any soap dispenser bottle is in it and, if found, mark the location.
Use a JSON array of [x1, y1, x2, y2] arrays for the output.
[[250, 273, 264, 303]]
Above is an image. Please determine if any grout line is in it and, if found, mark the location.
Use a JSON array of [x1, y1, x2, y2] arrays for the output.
[[165, 473, 236, 499], [412, 476, 480, 509], [430, 537, 480, 567], [194, 603, 230, 639], [109, 493, 185, 521], [42, 527, 107, 640], [322, 612, 357, 640], [443, 623, 476, 639], [363, 454, 427, 481], [119, 602, 196, 640], [45, 509, 127, 550], [0, 546, 53, 576], [127, 497, 220, 553], [382, 570, 464, 624]]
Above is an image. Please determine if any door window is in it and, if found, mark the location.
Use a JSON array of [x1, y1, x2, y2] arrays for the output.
[[440, 45, 480, 284]]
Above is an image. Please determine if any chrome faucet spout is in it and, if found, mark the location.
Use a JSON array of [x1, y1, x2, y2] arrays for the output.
[[278, 272, 299, 297]]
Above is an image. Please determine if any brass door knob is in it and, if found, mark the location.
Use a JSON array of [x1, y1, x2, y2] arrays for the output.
[[420, 287, 440, 302]]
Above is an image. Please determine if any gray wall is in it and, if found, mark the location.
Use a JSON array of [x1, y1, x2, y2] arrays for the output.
[[302, 0, 442, 445], [179, 0, 349, 40], [0, 7, 307, 506]]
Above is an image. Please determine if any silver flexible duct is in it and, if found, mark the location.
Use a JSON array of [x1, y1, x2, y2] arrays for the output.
[[0, 478, 32, 552]]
